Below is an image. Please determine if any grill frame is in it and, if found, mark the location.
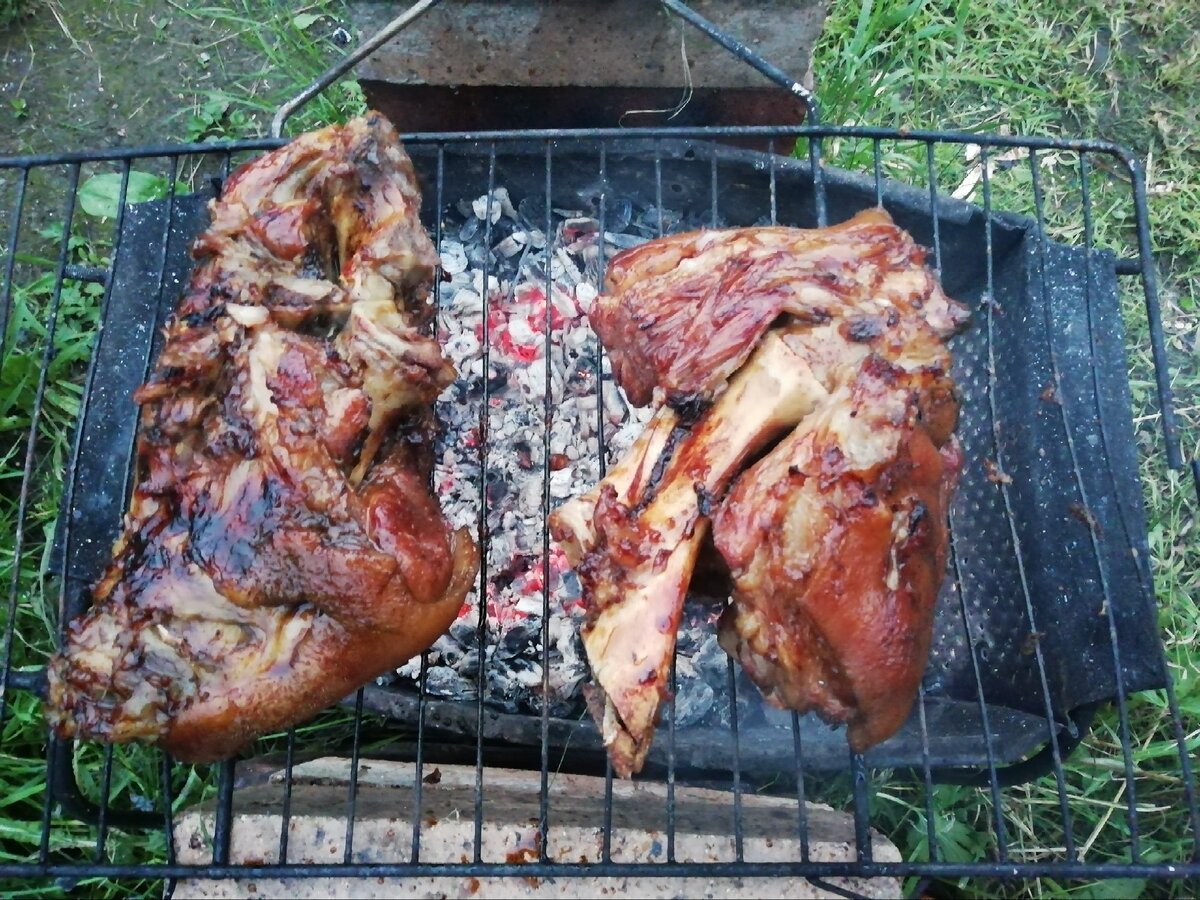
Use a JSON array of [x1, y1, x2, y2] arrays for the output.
[[0, 123, 1196, 891], [1, 4, 1198, 889]]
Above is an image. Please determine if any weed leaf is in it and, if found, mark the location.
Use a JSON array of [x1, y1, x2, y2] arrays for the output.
[[78, 172, 169, 219]]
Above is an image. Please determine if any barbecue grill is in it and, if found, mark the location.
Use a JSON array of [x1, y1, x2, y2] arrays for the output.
[[1, 0, 1197, 894]]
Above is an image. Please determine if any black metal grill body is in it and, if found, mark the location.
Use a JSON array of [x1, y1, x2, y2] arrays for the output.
[[0, 123, 1197, 891]]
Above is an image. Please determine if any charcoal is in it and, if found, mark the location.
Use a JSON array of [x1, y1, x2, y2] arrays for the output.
[[672, 679, 715, 728], [393, 181, 709, 730], [425, 666, 477, 700]]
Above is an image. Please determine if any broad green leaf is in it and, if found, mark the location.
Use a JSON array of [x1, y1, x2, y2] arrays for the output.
[[78, 171, 169, 219], [292, 12, 321, 30], [1083, 879, 1147, 899]]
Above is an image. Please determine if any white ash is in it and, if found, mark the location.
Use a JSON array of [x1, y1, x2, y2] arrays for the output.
[[384, 186, 737, 726]]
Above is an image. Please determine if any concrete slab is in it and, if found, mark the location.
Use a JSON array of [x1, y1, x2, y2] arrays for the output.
[[173, 758, 901, 898], [349, 0, 827, 90]]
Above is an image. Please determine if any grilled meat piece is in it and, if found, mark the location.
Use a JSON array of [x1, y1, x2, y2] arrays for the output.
[[591, 208, 963, 408], [558, 208, 967, 774], [550, 333, 821, 777], [46, 114, 477, 763], [712, 356, 961, 752]]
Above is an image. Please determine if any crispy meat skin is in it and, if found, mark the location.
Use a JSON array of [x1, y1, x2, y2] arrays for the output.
[[712, 357, 961, 752], [592, 208, 963, 407], [45, 114, 477, 763], [557, 208, 967, 774]]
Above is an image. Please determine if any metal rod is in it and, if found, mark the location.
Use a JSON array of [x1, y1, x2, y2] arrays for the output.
[[212, 760, 237, 866], [791, 712, 810, 863], [2, 859, 1200, 880], [947, 539, 1010, 861], [872, 139, 884, 206], [595, 141, 615, 867], [410, 652, 429, 864], [412, 142, 447, 867], [726, 659, 745, 863], [343, 687, 366, 864], [278, 728, 297, 865], [913, 141, 942, 864], [38, 738, 59, 862], [1120, 152, 1183, 467], [768, 139, 780, 223], [3, 669, 44, 694], [658, 0, 819, 123], [1077, 152, 1141, 861], [473, 145, 499, 865], [0, 167, 28, 363], [710, 152, 745, 864], [160, 753, 177, 868], [925, 144, 943, 273], [0, 127, 1161, 168], [809, 136, 827, 227], [271, 0, 444, 138], [849, 752, 873, 863], [915, 684, 939, 863], [655, 144, 679, 866], [538, 138, 555, 863], [93, 746, 115, 863], [666, 653, 678, 864], [62, 264, 107, 284]]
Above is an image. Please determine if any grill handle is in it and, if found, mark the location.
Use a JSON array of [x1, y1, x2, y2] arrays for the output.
[[270, 0, 821, 138]]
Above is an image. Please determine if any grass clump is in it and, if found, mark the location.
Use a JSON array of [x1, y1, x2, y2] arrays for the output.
[[812, 1, 1200, 895], [174, 1, 366, 139], [0, 0, 32, 30]]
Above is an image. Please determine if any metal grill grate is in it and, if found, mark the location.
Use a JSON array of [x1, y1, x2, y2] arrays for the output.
[[0, 123, 1197, 891], [1, 1, 1198, 892]]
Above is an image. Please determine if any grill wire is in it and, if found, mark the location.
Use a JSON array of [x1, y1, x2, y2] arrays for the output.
[[0, 124, 1197, 891]]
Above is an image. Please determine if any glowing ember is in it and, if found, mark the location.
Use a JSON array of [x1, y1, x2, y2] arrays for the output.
[[389, 186, 732, 725]]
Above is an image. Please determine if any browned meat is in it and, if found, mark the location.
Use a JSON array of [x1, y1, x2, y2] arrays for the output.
[[550, 333, 821, 777], [712, 356, 961, 752], [556, 208, 967, 775], [45, 114, 477, 763], [591, 208, 963, 407]]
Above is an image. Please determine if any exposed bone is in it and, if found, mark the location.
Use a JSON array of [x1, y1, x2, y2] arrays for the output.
[[550, 404, 681, 568], [551, 330, 830, 776]]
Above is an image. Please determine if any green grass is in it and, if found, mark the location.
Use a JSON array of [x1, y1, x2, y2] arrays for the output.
[[169, 1, 366, 140], [1, 0, 1198, 897], [810, 1, 1200, 896], [0, 0, 31, 30]]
